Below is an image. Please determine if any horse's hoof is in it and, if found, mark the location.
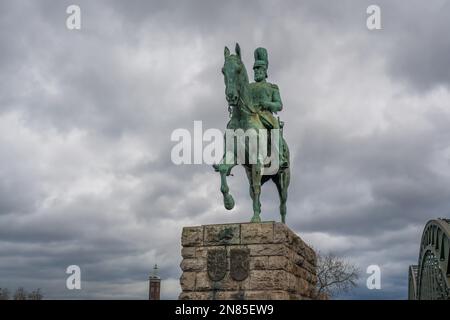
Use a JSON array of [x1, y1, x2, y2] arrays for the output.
[[250, 215, 261, 223], [224, 194, 235, 210]]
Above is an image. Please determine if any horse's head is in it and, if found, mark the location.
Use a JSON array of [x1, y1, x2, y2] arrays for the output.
[[222, 43, 247, 107]]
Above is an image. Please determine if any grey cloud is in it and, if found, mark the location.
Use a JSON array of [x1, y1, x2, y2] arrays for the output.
[[1, 0, 449, 300]]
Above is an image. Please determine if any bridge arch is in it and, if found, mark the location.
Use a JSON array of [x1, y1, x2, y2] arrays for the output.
[[410, 218, 450, 300]]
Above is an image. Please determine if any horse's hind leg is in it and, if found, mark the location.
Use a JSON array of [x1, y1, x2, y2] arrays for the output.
[[245, 167, 257, 222], [245, 167, 255, 213], [274, 168, 290, 224], [246, 164, 262, 223]]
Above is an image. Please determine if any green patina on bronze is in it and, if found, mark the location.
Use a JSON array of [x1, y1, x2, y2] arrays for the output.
[[213, 43, 291, 224]]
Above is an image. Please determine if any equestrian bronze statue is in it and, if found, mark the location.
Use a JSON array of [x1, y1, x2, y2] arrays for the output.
[[213, 43, 291, 223]]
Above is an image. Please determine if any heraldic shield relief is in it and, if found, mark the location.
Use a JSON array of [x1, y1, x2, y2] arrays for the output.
[[207, 248, 227, 281], [206, 248, 250, 282], [230, 248, 250, 281]]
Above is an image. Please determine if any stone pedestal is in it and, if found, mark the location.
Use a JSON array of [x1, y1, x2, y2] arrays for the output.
[[179, 222, 317, 300]]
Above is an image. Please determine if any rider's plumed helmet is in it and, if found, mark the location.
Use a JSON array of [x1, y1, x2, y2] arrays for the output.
[[253, 47, 269, 71]]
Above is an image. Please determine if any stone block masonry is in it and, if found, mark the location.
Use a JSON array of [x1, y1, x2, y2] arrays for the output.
[[179, 222, 317, 300]]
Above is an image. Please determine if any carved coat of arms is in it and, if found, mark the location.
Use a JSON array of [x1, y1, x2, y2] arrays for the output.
[[207, 248, 227, 281], [230, 248, 250, 281]]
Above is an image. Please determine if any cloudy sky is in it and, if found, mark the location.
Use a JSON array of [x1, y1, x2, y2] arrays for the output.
[[1, 0, 450, 299]]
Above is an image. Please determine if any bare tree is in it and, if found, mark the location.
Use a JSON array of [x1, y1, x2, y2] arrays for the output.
[[313, 252, 360, 299], [0, 288, 10, 300], [0, 287, 44, 300], [28, 288, 43, 300], [13, 287, 28, 300]]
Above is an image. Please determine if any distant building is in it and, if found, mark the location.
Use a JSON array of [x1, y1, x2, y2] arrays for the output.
[[149, 264, 161, 300]]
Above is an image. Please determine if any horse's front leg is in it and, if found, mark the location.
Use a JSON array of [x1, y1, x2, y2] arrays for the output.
[[213, 163, 236, 210], [250, 164, 262, 222]]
